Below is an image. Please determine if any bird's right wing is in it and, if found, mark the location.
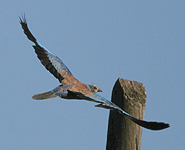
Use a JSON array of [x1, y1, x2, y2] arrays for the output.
[[81, 92, 170, 130], [19, 15, 73, 83]]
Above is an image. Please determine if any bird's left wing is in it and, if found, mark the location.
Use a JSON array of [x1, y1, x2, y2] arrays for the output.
[[80, 92, 170, 130], [19, 15, 72, 83]]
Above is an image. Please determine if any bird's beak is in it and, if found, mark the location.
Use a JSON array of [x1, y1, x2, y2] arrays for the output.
[[97, 88, 103, 92]]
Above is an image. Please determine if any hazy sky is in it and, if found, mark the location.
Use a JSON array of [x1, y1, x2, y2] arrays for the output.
[[1, 1, 184, 149]]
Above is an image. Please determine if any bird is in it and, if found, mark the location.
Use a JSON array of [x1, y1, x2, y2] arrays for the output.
[[19, 15, 169, 130]]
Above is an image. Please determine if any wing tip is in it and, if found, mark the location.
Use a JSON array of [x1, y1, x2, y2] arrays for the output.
[[19, 13, 26, 24], [155, 122, 170, 130], [130, 116, 170, 131]]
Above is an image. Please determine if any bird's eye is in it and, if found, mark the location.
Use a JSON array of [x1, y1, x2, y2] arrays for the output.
[[93, 86, 97, 89]]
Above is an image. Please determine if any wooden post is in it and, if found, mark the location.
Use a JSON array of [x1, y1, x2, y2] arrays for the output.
[[106, 78, 146, 150]]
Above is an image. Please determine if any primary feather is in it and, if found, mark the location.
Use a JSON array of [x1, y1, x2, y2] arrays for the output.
[[19, 15, 72, 83]]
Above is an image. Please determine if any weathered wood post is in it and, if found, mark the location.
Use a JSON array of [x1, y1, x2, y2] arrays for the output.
[[106, 78, 146, 150]]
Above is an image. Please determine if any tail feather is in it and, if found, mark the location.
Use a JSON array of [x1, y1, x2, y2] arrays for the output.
[[32, 91, 57, 100]]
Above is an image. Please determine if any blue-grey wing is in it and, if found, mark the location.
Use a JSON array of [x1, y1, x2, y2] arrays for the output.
[[82, 93, 130, 114], [33, 44, 72, 83], [19, 15, 72, 83], [82, 93, 170, 130]]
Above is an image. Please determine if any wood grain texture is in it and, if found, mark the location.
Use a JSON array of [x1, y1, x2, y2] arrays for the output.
[[106, 78, 146, 150]]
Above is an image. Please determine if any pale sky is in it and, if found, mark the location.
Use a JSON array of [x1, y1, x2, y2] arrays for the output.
[[1, 1, 184, 149]]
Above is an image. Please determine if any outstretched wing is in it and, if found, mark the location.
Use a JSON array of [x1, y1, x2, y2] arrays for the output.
[[79, 92, 170, 130], [19, 15, 72, 83]]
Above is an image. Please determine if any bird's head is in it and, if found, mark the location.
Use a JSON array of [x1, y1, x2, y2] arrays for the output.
[[87, 83, 103, 93]]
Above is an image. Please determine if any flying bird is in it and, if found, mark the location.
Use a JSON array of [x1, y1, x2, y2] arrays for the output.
[[19, 15, 169, 130]]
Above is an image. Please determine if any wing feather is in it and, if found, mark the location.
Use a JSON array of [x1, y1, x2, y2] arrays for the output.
[[20, 15, 72, 83], [80, 92, 170, 130]]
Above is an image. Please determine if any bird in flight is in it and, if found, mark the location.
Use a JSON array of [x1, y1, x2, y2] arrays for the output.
[[19, 15, 169, 130]]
